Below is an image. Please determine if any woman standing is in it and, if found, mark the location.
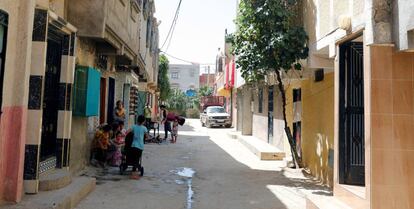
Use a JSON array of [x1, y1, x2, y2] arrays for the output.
[[113, 100, 126, 124], [160, 105, 170, 140]]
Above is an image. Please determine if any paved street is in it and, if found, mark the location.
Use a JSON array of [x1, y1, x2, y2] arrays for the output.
[[76, 119, 329, 209]]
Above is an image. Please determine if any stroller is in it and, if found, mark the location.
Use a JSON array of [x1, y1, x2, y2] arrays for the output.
[[119, 132, 144, 176]]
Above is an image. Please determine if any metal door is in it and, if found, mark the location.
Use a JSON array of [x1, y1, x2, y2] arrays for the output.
[[339, 41, 365, 185], [40, 26, 63, 161], [268, 86, 274, 144]]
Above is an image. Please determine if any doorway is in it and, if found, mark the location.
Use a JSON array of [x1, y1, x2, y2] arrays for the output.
[[99, 77, 106, 124], [107, 77, 115, 124], [339, 40, 365, 186], [268, 86, 274, 144], [40, 26, 64, 162]]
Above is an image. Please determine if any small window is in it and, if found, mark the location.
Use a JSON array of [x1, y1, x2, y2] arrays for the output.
[[171, 72, 179, 79], [293, 88, 301, 102], [0, 11, 8, 115], [258, 87, 263, 113]]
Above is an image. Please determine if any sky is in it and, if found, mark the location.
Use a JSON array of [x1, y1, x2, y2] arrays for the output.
[[154, 0, 238, 74]]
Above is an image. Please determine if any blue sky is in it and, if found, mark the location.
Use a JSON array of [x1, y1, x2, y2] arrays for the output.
[[155, 0, 237, 72]]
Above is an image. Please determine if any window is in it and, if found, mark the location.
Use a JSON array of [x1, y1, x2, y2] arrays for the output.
[[171, 72, 179, 79], [0, 11, 8, 114], [258, 87, 263, 113], [170, 83, 180, 89], [189, 70, 195, 77]]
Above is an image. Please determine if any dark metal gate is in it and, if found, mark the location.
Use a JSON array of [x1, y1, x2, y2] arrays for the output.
[[41, 26, 63, 161], [268, 86, 274, 144], [339, 41, 365, 186]]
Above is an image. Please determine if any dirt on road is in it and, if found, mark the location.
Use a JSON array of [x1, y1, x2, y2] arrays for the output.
[[76, 119, 329, 209]]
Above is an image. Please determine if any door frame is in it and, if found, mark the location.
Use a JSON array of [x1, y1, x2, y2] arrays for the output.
[[40, 25, 64, 162], [338, 39, 366, 186]]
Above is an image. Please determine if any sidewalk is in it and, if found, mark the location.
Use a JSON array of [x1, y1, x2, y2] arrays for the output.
[[225, 130, 354, 209]]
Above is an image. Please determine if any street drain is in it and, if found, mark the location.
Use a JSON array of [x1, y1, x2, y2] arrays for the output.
[[171, 167, 196, 209]]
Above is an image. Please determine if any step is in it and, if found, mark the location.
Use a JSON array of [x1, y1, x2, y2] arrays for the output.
[[228, 132, 285, 160], [39, 169, 72, 191], [306, 194, 353, 209], [2, 177, 96, 209]]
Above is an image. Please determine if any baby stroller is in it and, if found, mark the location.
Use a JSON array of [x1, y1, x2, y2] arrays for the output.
[[119, 132, 144, 176]]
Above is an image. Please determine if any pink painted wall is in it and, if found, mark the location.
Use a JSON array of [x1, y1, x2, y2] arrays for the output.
[[0, 106, 27, 203]]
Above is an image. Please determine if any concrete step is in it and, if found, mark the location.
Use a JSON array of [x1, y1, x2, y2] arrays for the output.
[[227, 132, 285, 160], [39, 169, 72, 191], [306, 194, 353, 209], [2, 176, 96, 209]]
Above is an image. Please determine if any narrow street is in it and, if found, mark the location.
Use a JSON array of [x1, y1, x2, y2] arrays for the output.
[[76, 119, 329, 209]]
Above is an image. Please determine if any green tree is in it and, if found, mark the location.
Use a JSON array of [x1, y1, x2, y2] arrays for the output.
[[198, 86, 213, 97], [158, 55, 171, 102], [166, 89, 187, 115], [232, 0, 308, 167]]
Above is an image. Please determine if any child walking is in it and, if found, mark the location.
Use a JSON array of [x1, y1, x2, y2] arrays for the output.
[[127, 115, 148, 180]]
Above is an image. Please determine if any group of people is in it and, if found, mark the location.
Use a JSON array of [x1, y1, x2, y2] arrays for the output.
[[92, 100, 149, 179], [160, 105, 180, 143], [91, 100, 182, 179]]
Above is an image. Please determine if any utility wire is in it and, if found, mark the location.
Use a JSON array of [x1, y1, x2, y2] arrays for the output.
[[160, 51, 215, 66], [160, 51, 196, 64], [160, 0, 183, 50]]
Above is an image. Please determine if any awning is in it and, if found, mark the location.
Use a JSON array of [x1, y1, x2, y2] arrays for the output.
[[217, 87, 231, 97]]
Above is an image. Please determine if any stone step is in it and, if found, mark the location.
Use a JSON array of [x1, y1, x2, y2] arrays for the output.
[[39, 169, 72, 191], [306, 195, 353, 209], [227, 132, 285, 160], [2, 176, 96, 209]]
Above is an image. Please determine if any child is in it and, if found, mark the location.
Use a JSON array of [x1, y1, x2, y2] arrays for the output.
[[94, 125, 111, 168], [127, 115, 148, 180], [111, 131, 124, 166], [171, 119, 179, 143]]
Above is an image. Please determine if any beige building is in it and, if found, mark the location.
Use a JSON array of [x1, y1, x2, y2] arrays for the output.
[[303, 0, 414, 208], [0, 0, 159, 204]]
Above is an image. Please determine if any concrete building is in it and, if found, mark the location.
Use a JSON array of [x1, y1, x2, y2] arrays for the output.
[[303, 0, 414, 208], [215, 31, 237, 127], [0, 0, 159, 204], [237, 0, 414, 208], [234, 0, 414, 208], [168, 63, 200, 94]]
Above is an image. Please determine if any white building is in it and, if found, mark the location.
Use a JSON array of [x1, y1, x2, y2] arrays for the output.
[[168, 64, 200, 93]]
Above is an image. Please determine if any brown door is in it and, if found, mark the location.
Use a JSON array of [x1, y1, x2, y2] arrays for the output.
[[100, 77, 106, 124]]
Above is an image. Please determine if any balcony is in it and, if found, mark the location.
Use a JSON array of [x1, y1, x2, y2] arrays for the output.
[[68, 0, 142, 65]]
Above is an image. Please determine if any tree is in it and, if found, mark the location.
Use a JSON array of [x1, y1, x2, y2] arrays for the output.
[[158, 55, 171, 102], [198, 86, 213, 97], [232, 0, 308, 168]]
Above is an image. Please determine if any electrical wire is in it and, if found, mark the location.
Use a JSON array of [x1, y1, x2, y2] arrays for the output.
[[160, 51, 197, 64], [160, 0, 183, 50]]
